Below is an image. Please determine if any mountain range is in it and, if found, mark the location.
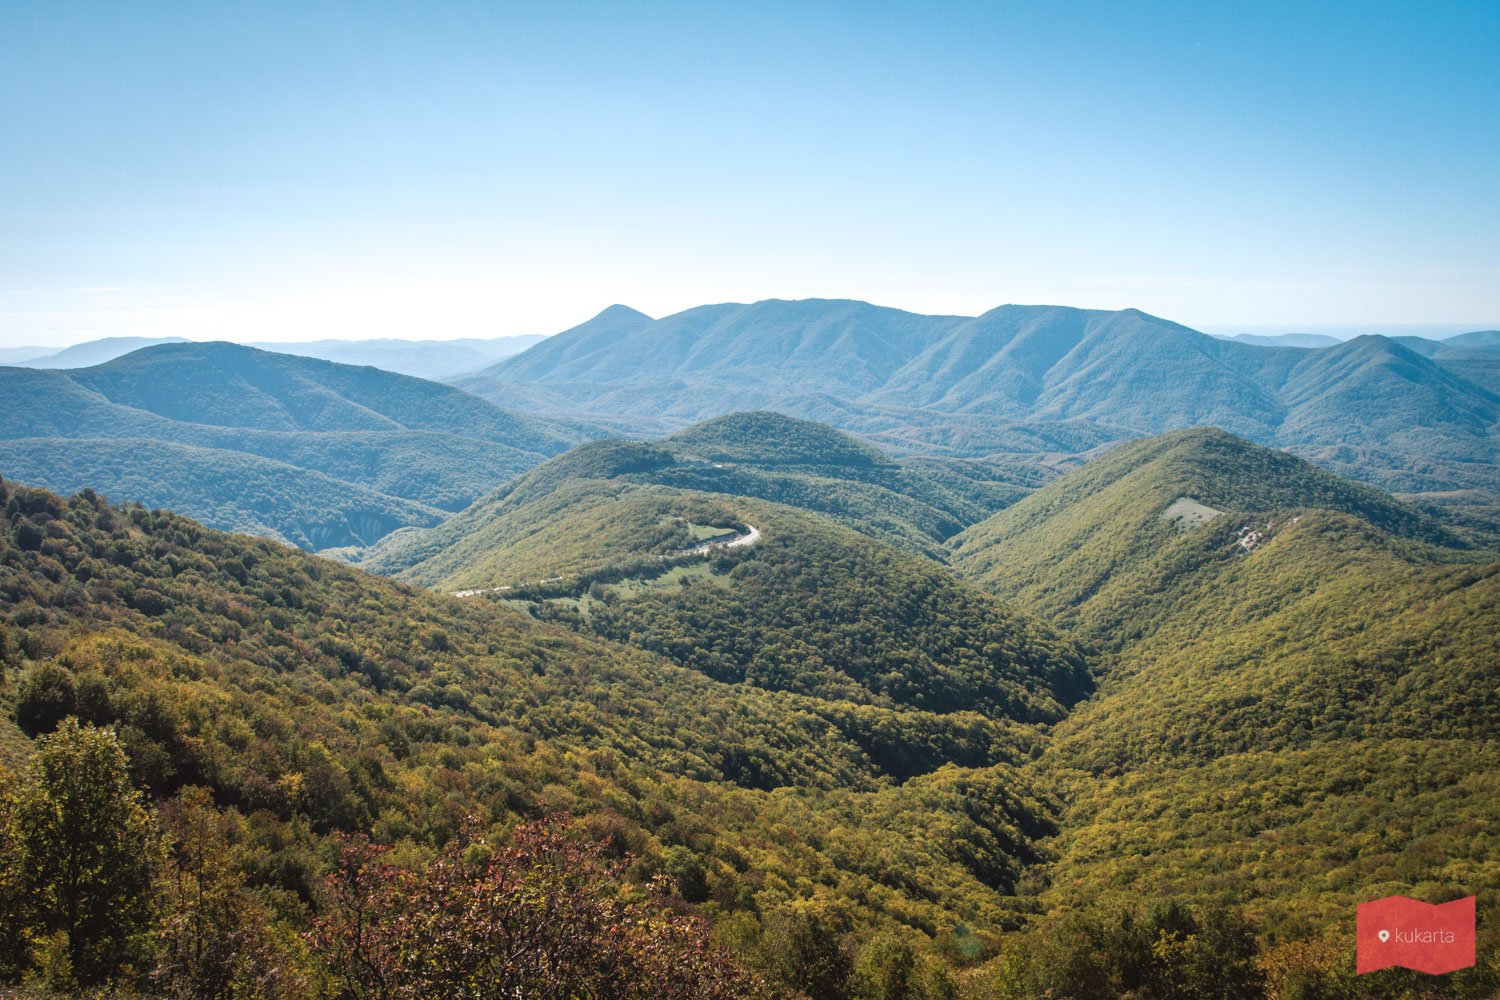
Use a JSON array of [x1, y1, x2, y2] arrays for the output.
[[0, 342, 601, 549], [453, 300, 1500, 499], [2, 394, 1496, 995], [10, 332, 546, 378]]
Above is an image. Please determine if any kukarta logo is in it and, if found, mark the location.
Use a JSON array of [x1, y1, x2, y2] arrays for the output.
[[1356, 895, 1476, 975]]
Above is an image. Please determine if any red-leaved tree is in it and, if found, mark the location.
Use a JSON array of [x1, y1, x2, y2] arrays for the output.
[[307, 814, 778, 1000]]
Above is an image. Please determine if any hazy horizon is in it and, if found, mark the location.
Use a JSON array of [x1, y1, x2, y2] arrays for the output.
[[3, 1, 1497, 349], [4, 303, 1496, 354]]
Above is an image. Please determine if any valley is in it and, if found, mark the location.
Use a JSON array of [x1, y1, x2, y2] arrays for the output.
[[1, 313, 1497, 998]]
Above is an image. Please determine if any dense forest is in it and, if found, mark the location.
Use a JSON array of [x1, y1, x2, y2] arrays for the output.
[[2, 417, 1498, 997], [363, 415, 1053, 574], [0, 477, 1083, 997]]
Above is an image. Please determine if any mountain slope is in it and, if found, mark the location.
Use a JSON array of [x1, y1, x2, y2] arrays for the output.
[[1026, 508, 1499, 935], [368, 414, 1045, 566], [0, 344, 603, 549], [359, 421, 1089, 720], [483, 300, 960, 397], [0, 476, 1095, 987], [948, 428, 1459, 635], [1277, 335, 1500, 460], [0, 437, 446, 549], [56, 342, 585, 448], [937, 430, 1500, 967], [460, 299, 1500, 499]]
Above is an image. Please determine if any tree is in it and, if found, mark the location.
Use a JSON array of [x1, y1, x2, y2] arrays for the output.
[[14, 662, 77, 737], [13, 719, 160, 986], [986, 902, 1265, 1000], [0, 765, 31, 981], [153, 786, 307, 999], [308, 814, 773, 999], [762, 900, 855, 1000], [854, 934, 917, 1000]]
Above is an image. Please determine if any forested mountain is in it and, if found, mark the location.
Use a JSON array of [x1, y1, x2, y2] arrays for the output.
[[2, 411, 1498, 996], [0, 438, 445, 550], [948, 428, 1464, 632], [0, 343, 601, 549], [367, 413, 1052, 566], [455, 299, 1500, 497], [0, 477, 1095, 996], [943, 428, 1499, 983], [358, 416, 1089, 720]]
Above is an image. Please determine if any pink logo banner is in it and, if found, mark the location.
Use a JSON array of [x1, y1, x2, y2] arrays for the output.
[[1356, 896, 1475, 975]]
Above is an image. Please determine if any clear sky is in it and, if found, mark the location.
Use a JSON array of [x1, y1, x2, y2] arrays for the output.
[[2, 1, 1497, 347]]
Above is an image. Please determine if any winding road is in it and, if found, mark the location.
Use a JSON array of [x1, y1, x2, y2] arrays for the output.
[[451, 524, 760, 598]]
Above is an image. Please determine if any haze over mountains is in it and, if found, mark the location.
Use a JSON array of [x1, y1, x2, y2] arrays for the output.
[[2, 317, 1497, 994], [454, 299, 1500, 498], [9, 332, 546, 378], [4, 297, 1498, 559], [0, 342, 602, 548]]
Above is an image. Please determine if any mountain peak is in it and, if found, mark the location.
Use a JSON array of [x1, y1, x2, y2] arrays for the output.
[[590, 303, 653, 323], [666, 411, 892, 468]]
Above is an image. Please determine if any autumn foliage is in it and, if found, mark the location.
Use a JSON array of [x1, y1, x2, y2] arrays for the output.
[[307, 814, 776, 1000]]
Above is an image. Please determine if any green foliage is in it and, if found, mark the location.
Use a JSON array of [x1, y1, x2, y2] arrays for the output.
[[1, 408, 1496, 999], [760, 901, 856, 999], [6, 720, 160, 986], [945, 428, 1500, 995], [366, 414, 1045, 579], [153, 786, 309, 999], [668, 411, 891, 468], [358, 419, 1086, 719], [951, 427, 1463, 633], [972, 901, 1264, 1000], [0, 480, 1079, 992], [570, 512, 1088, 718], [0, 437, 447, 550], [14, 662, 76, 737]]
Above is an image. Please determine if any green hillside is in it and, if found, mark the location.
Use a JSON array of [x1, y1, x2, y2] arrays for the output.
[[0, 437, 445, 549], [4, 417, 1498, 996], [0, 476, 1089, 995], [940, 431, 1500, 994], [948, 427, 1462, 635], [537, 504, 1090, 720], [367, 415, 1045, 570], [0, 344, 602, 550], [1024, 510, 1500, 977], [359, 428, 1089, 721]]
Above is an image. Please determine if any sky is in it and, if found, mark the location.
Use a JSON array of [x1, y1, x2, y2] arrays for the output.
[[2, 1, 1497, 348]]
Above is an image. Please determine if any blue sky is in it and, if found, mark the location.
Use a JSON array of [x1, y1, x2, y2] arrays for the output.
[[2, 1, 1496, 346]]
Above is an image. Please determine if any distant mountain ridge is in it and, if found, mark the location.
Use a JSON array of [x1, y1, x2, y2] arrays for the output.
[[15, 332, 546, 378], [454, 300, 1500, 496], [1217, 332, 1343, 348], [13, 336, 191, 368], [0, 342, 602, 548]]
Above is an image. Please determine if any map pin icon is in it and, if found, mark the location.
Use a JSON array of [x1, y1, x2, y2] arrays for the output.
[[1378, 929, 1391, 943]]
